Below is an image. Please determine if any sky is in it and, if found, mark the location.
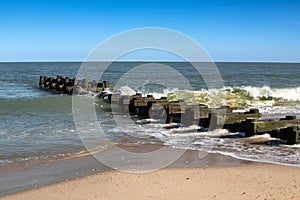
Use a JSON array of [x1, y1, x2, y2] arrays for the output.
[[0, 0, 300, 62]]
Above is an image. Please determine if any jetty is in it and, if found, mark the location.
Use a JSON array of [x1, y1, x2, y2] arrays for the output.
[[39, 75, 109, 95], [39, 75, 300, 145]]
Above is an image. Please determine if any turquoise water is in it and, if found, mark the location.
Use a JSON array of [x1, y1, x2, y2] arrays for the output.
[[0, 62, 299, 166]]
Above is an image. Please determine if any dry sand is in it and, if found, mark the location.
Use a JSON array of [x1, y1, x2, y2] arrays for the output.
[[1, 164, 299, 200]]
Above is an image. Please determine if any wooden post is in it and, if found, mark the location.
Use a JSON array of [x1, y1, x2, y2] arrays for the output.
[[181, 107, 198, 126], [284, 126, 300, 145], [73, 78, 78, 86], [244, 118, 258, 137], [44, 77, 53, 87], [285, 115, 297, 120], [39, 76, 45, 87], [119, 96, 131, 114], [148, 101, 166, 121], [248, 108, 260, 115], [166, 115, 174, 124], [82, 79, 88, 89]]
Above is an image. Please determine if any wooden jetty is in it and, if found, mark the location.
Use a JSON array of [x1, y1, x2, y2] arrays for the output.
[[108, 93, 299, 144], [38, 75, 300, 144], [39, 75, 110, 95]]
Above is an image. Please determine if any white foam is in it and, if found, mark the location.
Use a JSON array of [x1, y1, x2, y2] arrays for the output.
[[282, 143, 300, 148], [244, 86, 300, 101], [211, 150, 300, 168], [77, 85, 300, 111], [249, 133, 272, 139], [117, 86, 136, 96]]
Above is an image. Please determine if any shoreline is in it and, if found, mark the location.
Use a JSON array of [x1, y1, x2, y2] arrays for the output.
[[0, 145, 254, 196], [1, 145, 299, 199], [2, 163, 299, 200]]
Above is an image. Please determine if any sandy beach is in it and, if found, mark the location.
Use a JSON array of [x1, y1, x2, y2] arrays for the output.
[[1, 164, 299, 200]]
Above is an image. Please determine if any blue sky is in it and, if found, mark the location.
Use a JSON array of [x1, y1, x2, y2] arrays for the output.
[[0, 0, 300, 62]]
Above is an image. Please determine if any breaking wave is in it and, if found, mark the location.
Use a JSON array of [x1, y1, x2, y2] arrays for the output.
[[117, 85, 300, 110]]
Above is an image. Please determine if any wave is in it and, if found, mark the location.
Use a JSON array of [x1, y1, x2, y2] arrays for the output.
[[241, 86, 300, 101], [117, 85, 300, 109]]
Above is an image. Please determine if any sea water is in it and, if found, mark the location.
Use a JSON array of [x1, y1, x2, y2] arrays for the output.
[[0, 62, 299, 166]]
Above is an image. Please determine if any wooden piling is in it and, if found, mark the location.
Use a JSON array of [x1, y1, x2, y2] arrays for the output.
[[286, 126, 300, 145], [244, 116, 298, 137], [37, 75, 299, 145], [39, 76, 45, 86]]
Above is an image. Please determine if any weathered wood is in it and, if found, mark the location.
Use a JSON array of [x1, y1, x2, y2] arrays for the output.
[[180, 104, 208, 126], [39, 76, 45, 86], [166, 101, 185, 115], [214, 109, 261, 125], [119, 96, 131, 114], [270, 126, 300, 145], [245, 116, 299, 137], [181, 107, 198, 125], [148, 102, 166, 120], [285, 126, 300, 145], [37, 75, 299, 145], [133, 96, 155, 107], [39, 75, 112, 95]]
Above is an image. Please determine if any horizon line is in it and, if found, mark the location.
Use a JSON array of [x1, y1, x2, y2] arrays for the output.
[[0, 60, 300, 64]]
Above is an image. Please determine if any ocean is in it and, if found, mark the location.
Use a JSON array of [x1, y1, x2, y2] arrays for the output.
[[0, 62, 299, 167]]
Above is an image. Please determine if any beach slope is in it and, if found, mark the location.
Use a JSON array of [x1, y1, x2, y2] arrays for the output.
[[2, 164, 299, 200]]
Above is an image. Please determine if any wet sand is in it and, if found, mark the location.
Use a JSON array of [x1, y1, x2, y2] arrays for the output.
[[0, 145, 250, 196], [1, 146, 299, 199]]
